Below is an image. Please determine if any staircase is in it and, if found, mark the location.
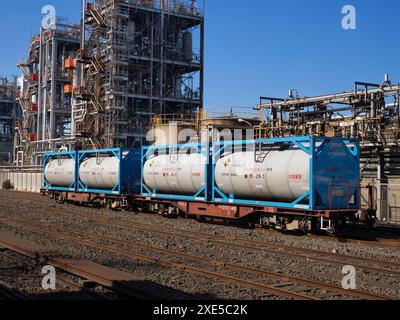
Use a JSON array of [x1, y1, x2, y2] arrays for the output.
[[79, 29, 99, 61], [89, 133, 105, 150], [90, 96, 104, 113], [88, 6, 107, 27], [92, 55, 106, 73], [15, 122, 27, 142]]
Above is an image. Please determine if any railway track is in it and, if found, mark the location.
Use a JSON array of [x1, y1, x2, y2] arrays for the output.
[[209, 220, 400, 249], [305, 231, 400, 249], [0, 215, 395, 300], [0, 279, 31, 300], [37, 206, 400, 277], [3, 194, 400, 288], [0, 251, 112, 300], [2, 191, 400, 248], [2, 190, 400, 249], [0, 232, 198, 300]]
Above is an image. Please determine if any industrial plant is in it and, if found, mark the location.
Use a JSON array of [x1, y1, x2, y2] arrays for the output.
[[0, 76, 19, 165], [12, 0, 203, 166], [0, 0, 399, 303]]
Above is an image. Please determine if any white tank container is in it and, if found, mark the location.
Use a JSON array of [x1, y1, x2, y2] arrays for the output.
[[215, 150, 310, 202], [44, 159, 75, 187], [79, 157, 119, 190], [143, 153, 206, 195]]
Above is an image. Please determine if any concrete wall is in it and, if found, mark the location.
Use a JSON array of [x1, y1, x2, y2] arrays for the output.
[[378, 181, 400, 225], [362, 178, 400, 225], [0, 169, 43, 193]]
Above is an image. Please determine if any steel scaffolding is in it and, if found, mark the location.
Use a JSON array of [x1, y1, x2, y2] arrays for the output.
[[15, 20, 81, 166], [75, 0, 204, 149], [256, 77, 400, 176], [14, 0, 204, 164], [256, 75, 400, 223], [0, 76, 20, 164]]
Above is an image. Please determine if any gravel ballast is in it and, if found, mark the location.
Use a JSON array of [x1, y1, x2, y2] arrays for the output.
[[0, 191, 399, 300]]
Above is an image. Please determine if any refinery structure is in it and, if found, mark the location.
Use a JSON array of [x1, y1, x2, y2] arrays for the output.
[[14, 0, 204, 166], [256, 77, 400, 180], [16, 21, 81, 166], [2, 1, 400, 304], [255, 78, 400, 223], [0, 76, 19, 165], [0, 0, 400, 225]]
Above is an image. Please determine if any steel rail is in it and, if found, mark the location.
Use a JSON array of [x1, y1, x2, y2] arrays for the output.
[[41, 207, 400, 276], [1, 216, 393, 300], [0, 251, 111, 300], [1, 219, 318, 300], [0, 279, 31, 301], [0, 231, 196, 300], [1, 191, 399, 248], [3, 191, 400, 249], [305, 233, 400, 250]]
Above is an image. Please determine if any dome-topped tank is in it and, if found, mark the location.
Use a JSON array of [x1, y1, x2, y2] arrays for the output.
[[143, 153, 206, 195], [79, 157, 120, 190], [44, 159, 75, 187], [214, 150, 310, 202]]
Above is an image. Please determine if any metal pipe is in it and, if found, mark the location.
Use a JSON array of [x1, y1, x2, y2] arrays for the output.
[[259, 85, 400, 109], [42, 40, 48, 140], [200, 8, 205, 113], [50, 37, 57, 140], [37, 28, 43, 140], [370, 94, 376, 118]]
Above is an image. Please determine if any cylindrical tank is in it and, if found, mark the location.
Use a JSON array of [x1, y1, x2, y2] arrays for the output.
[[215, 150, 310, 202], [183, 32, 193, 62], [143, 153, 206, 195], [79, 157, 119, 190], [44, 159, 75, 187], [128, 20, 135, 44], [152, 123, 196, 146]]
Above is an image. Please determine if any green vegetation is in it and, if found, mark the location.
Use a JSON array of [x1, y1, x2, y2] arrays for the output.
[[2, 180, 14, 190]]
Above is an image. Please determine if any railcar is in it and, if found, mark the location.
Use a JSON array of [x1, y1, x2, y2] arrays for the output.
[[42, 136, 370, 233]]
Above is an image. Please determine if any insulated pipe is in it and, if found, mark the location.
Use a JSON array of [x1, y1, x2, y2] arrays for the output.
[[37, 28, 43, 140], [50, 37, 57, 140]]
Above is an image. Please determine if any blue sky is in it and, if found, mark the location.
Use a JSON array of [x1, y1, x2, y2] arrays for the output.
[[1, 0, 399, 111]]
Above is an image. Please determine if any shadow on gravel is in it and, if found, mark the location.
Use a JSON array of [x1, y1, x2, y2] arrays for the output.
[[111, 280, 215, 300], [1, 279, 215, 301], [335, 225, 400, 242]]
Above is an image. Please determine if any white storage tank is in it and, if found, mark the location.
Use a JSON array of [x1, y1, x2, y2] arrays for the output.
[[214, 149, 310, 202], [79, 157, 120, 190], [44, 159, 75, 187], [143, 153, 206, 195]]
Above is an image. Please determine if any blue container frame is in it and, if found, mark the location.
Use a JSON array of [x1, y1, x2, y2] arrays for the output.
[[43, 151, 78, 192], [141, 142, 211, 201], [211, 136, 360, 211], [77, 148, 141, 195]]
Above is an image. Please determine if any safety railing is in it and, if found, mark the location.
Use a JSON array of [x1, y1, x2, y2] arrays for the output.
[[152, 113, 199, 127]]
